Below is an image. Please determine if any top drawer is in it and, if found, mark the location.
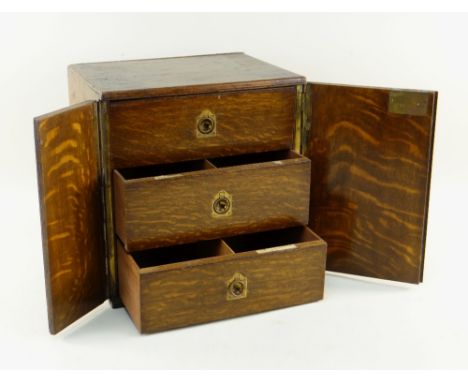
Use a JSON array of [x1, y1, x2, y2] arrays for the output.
[[108, 87, 297, 168]]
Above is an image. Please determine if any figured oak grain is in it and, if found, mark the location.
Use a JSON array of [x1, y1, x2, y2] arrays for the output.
[[108, 87, 297, 168], [113, 151, 311, 252], [34, 102, 106, 334], [305, 83, 437, 283], [69, 52, 304, 100], [117, 227, 326, 334]]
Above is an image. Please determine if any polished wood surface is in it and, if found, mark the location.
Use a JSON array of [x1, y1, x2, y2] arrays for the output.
[[117, 226, 326, 333], [108, 87, 297, 168], [69, 53, 304, 100], [34, 102, 106, 334], [304, 83, 437, 283], [113, 150, 311, 251]]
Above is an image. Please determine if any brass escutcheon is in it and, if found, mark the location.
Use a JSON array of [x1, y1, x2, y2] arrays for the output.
[[196, 110, 217, 137], [212, 190, 232, 217], [226, 273, 248, 300]]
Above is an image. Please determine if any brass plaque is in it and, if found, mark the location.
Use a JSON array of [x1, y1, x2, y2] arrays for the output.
[[388, 91, 429, 116]]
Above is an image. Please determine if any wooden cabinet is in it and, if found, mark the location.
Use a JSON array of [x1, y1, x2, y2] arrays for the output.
[[34, 53, 437, 334]]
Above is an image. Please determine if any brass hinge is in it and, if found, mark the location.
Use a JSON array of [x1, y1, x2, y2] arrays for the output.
[[301, 83, 312, 155], [294, 84, 303, 153]]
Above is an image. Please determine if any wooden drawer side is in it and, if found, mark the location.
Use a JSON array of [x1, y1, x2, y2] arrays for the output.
[[117, 242, 142, 331]]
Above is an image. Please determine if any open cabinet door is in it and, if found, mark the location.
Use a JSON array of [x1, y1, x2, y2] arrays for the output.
[[34, 101, 106, 333], [304, 83, 437, 283]]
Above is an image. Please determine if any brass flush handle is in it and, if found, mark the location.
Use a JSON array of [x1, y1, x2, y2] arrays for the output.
[[226, 273, 248, 300], [212, 190, 232, 217], [196, 110, 217, 137]]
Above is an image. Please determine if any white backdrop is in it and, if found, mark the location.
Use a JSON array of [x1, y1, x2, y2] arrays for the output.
[[0, 13, 467, 369]]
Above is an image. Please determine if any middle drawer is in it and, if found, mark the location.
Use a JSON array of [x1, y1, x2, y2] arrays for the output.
[[113, 150, 311, 252]]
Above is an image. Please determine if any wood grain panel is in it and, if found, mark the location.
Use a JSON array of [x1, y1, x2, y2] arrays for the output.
[[117, 228, 326, 334], [34, 102, 106, 334], [69, 52, 304, 100], [113, 151, 311, 251], [108, 87, 297, 168], [305, 83, 437, 283]]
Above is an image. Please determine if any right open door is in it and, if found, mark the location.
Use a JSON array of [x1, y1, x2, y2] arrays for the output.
[[304, 83, 437, 283]]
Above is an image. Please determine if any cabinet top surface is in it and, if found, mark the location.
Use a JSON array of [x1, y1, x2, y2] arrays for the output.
[[69, 52, 304, 100]]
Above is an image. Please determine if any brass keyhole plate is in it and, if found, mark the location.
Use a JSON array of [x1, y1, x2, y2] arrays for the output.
[[211, 190, 232, 218], [196, 110, 217, 137], [226, 273, 248, 300]]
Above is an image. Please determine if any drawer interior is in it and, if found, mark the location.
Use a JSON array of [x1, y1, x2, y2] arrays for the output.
[[131, 239, 233, 268], [208, 149, 301, 168], [117, 158, 215, 180], [114, 149, 303, 180], [124, 226, 323, 270], [224, 226, 323, 254]]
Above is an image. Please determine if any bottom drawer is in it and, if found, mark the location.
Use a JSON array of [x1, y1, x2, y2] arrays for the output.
[[117, 226, 327, 333]]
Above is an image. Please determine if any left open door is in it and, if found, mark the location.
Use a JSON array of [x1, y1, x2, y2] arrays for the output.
[[34, 101, 106, 334]]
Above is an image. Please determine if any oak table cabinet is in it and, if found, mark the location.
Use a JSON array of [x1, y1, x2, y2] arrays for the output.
[[34, 53, 437, 334]]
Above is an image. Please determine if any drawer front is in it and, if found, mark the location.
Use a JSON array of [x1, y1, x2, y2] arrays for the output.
[[113, 155, 311, 252], [117, 233, 326, 334], [108, 87, 297, 168]]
